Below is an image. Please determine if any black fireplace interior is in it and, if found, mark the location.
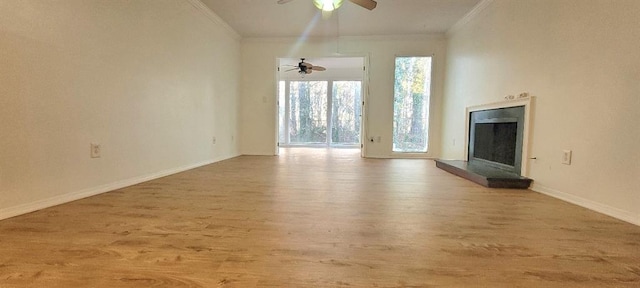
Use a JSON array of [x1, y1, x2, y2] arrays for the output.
[[469, 106, 525, 175], [474, 122, 517, 165]]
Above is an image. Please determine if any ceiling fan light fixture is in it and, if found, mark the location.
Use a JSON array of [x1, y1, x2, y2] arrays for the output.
[[313, 0, 343, 12]]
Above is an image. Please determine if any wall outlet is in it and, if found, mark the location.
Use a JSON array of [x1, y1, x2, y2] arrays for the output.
[[562, 150, 572, 165], [90, 143, 101, 158], [212, 137, 217, 144]]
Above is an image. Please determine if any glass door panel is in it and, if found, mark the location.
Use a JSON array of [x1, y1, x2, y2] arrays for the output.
[[278, 81, 286, 144], [331, 81, 362, 145], [289, 81, 328, 144]]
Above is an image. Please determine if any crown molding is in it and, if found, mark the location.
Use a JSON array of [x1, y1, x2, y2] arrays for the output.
[[446, 0, 494, 37], [185, 0, 242, 41]]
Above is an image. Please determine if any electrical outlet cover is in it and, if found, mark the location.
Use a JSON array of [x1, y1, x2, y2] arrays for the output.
[[562, 150, 572, 165], [90, 143, 101, 158]]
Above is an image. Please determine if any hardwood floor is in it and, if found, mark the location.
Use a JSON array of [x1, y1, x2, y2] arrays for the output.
[[1, 148, 639, 287]]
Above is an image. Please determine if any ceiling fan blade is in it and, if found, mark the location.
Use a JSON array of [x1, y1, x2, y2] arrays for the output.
[[300, 62, 312, 68], [311, 66, 326, 71], [349, 0, 377, 10], [277, 0, 296, 4], [284, 68, 299, 72]]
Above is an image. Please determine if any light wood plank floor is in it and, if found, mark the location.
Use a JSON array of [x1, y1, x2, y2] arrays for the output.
[[1, 148, 639, 287]]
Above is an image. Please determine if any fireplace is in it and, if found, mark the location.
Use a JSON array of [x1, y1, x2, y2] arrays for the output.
[[468, 106, 524, 175], [435, 98, 533, 189]]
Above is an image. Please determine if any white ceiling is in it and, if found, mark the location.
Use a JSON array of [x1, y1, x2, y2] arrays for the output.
[[200, 0, 482, 38]]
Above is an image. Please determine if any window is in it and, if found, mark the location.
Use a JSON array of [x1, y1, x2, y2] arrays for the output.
[[392, 56, 432, 152]]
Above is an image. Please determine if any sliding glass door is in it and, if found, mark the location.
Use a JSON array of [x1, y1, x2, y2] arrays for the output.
[[279, 80, 361, 147]]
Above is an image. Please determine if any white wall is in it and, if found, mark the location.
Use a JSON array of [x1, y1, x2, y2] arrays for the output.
[[0, 0, 241, 219], [240, 35, 447, 157], [442, 0, 640, 225]]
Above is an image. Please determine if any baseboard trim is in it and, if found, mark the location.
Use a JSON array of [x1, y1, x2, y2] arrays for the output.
[[6, 156, 635, 227], [531, 183, 639, 226], [0, 155, 238, 221]]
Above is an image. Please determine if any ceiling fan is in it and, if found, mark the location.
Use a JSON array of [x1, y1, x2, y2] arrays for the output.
[[284, 58, 327, 75], [277, 0, 377, 11]]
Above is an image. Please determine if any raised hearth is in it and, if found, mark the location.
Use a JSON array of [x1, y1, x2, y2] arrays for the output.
[[435, 159, 532, 189]]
